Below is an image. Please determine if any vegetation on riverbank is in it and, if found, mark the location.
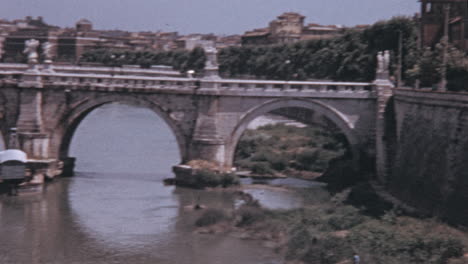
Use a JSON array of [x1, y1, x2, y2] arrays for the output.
[[170, 160, 240, 189], [234, 123, 347, 179], [194, 187, 468, 264]]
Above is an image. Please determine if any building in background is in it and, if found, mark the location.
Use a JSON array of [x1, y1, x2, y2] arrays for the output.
[[419, 0, 468, 51], [241, 12, 341, 46], [0, 16, 242, 63]]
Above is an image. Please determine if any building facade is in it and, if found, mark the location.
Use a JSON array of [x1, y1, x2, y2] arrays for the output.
[[420, 0, 468, 51], [242, 12, 340, 46]]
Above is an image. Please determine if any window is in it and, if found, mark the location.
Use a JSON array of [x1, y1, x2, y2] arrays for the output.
[[425, 2, 433, 13]]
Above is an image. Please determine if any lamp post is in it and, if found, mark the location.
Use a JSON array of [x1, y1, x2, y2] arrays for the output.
[[285, 59, 291, 81]]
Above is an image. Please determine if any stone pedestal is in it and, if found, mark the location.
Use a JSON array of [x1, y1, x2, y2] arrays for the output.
[[18, 133, 49, 159], [374, 79, 394, 184], [203, 66, 220, 80], [18, 68, 43, 88]]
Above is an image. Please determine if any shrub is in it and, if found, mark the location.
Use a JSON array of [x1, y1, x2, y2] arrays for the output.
[[250, 162, 274, 175], [349, 220, 465, 263], [220, 173, 240, 187], [195, 208, 228, 227], [236, 205, 267, 227], [326, 205, 365, 230], [286, 224, 353, 263]]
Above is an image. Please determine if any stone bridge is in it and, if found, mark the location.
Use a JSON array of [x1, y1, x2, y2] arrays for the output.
[[0, 62, 393, 179]]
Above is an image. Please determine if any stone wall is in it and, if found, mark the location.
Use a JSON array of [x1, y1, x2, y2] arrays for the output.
[[390, 89, 468, 224]]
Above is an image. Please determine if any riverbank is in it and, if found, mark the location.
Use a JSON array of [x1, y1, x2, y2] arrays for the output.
[[193, 183, 468, 264], [234, 123, 346, 181]]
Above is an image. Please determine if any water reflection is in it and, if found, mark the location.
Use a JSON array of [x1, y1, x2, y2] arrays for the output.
[[68, 172, 179, 249], [0, 103, 284, 264]]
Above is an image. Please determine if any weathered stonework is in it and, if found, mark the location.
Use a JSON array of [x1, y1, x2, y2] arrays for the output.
[[390, 89, 468, 225], [0, 63, 382, 180]]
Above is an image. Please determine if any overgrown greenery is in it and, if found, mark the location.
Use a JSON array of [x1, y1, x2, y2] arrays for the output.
[[234, 123, 347, 178], [195, 189, 468, 264], [79, 47, 206, 73], [406, 44, 468, 91], [219, 16, 418, 82]]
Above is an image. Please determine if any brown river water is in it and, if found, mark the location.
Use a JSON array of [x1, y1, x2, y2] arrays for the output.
[[0, 103, 325, 264]]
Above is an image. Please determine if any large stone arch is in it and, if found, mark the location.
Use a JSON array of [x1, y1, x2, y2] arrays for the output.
[[225, 98, 361, 167], [49, 95, 188, 163]]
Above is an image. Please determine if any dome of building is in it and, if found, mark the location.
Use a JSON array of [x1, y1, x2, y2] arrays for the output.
[[76, 18, 92, 25]]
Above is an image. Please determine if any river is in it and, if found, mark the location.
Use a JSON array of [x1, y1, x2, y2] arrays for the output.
[[0, 103, 324, 264]]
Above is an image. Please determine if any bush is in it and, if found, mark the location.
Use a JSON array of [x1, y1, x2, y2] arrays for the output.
[[250, 162, 274, 175], [326, 206, 365, 230], [349, 219, 465, 263], [286, 224, 353, 263], [236, 205, 267, 227], [195, 208, 228, 227]]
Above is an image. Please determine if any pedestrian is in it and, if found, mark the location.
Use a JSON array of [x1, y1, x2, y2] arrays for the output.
[[353, 253, 360, 264]]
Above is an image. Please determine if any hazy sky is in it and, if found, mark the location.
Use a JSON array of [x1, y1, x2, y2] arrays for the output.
[[1, 0, 419, 35]]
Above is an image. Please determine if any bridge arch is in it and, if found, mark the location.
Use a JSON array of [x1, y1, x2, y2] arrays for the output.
[[225, 98, 361, 168], [50, 95, 188, 163]]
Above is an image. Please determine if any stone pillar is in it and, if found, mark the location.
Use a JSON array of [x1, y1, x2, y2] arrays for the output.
[[374, 51, 394, 183], [189, 95, 226, 167], [203, 46, 220, 79], [17, 74, 50, 159]]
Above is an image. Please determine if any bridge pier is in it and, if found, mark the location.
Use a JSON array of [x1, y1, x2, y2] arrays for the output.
[[374, 78, 394, 184], [189, 94, 228, 167]]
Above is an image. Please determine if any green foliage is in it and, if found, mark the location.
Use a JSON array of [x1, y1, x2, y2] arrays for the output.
[[234, 123, 346, 177], [195, 208, 228, 227], [79, 47, 206, 73], [326, 205, 366, 230], [235, 205, 267, 227], [219, 16, 418, 82], [406, 44, 468, 91], [349, 219, 465, 263], [250, 162, 275, 175], [249, 198, 467, 264]]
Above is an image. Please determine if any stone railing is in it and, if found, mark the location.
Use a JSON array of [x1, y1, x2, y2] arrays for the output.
[[211, 79, 374, 92], [0, 63, 375, 96], [30, 72, 197, 91], [394, 88, 468, 108], [0, 63, 182, 78]]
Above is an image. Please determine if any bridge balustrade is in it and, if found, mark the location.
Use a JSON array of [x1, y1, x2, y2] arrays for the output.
[[0, 64, 376, 95], [209, 79, 374, 94]]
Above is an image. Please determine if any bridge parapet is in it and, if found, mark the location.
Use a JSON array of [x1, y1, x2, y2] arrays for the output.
[[210, 79, 373, 91], [0, 64, 377, 98], [0, 70, 198, 91], [0, 63, 182, 77], [199, 79, 376, 98]]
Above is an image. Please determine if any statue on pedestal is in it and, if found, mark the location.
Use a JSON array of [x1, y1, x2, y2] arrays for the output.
[[377, 51, 384, 73], [204, 46, 218, 68], [383, 50, 390, 73], [24, 39, 40, 64], [376, 50, 390, 79], [42, 41, 54, 63], [203, 46, 220, 79]]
